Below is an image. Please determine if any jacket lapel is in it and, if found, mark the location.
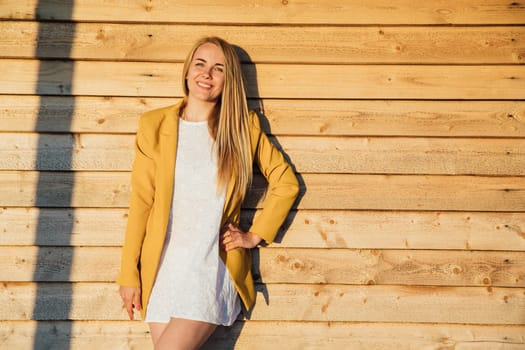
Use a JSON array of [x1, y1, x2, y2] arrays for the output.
[[157, 104, 180, 237]]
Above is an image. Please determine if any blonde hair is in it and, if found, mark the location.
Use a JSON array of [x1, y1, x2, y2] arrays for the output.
[[181, 37, 253, 202]]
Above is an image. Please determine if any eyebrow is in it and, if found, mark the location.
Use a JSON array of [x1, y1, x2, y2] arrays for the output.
[[195, 58, 224, 67]]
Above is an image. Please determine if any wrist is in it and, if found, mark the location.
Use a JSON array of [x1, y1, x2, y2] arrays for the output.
[[248, 232, 263, 246]]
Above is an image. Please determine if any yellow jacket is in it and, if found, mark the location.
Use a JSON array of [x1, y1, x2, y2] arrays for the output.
[[117, 101, 299, 320]]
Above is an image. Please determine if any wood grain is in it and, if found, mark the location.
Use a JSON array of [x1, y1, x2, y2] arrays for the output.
[[254, 249, 525, 287], [2, 59, 524, 99], [2, 96, 524, 137], [1, 0, 524, 346], [2, 208, 525, 251], [0, 208, 128, 246], [3, 246, 524, 288], [2, 321, 524, 350], [1, 171, 524, 211], [2, 283, 523, 324], [2, 133, 523, 175], [1, 0, 523, 24], [2, 22, 524, 64]]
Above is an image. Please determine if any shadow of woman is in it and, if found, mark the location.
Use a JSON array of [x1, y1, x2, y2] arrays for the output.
[[202, 44, 305, 349]]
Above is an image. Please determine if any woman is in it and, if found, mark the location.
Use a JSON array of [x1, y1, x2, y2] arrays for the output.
[[117, 37, 299, 349]]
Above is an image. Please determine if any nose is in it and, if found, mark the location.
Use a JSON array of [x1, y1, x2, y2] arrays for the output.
[[201, 66, 213, 79]]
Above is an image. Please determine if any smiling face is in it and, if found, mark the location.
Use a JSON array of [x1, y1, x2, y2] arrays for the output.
[[185, 42, 226, 104]]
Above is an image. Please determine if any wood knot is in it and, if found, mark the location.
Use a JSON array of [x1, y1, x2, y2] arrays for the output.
[[321, 304, 328, 313], [96, 30, 105, 40], [292, 261, 302, 269]]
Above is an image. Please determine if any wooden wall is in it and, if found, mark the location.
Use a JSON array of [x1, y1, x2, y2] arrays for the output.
[[1, 1, 525, 349]]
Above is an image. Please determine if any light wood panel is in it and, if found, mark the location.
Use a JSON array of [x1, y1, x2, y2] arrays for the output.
[[1, 171, 524, 211], [2, 208, 525, 251], [3, 283, 524, 324], [2, 59, 525, 99], [2, 22, 524, 64], [1, 0, 524, 24], [255, 249, 525, 286], [2, 321, 524, 350], [3, 246, 524, 287], [1, 1, 524, 346], [2, 96, 525, 137], [270, 210, 525, 251], [2, 133, 523, 175], [0, 208, 128, 246]]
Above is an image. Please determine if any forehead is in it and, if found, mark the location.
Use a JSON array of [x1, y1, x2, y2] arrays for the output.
[[193, 43, 225, 63]]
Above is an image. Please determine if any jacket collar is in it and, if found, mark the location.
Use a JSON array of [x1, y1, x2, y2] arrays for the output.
[[159, 102, 182, 136]]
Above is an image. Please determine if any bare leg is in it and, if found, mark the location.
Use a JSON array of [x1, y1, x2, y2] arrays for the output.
[[151, 318, 217, 350], [149, 322, 168, 346]]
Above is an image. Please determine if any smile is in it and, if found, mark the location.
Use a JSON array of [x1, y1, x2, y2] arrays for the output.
[[197, 81, 212, 88]]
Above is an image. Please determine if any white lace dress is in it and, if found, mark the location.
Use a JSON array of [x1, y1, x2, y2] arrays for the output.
[[144, 118, 241, 325]]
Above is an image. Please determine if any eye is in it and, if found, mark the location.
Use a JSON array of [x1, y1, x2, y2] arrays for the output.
[[214, 66, 224, 73], [195, 62, 205, 67]]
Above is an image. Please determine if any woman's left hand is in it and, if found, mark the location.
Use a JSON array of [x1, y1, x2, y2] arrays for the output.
[[221, 223, 262, 251]]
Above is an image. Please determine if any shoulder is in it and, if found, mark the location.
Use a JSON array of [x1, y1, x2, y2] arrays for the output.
[[248, 109, 263, 134], [138, 103, 180, 132]]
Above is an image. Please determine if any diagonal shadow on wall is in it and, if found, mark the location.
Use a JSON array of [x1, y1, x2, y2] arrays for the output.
[[32, 1, 76, 349]]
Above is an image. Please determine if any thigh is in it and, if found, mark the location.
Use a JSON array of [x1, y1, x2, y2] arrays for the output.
[[148, 322, 168, 346], [155, 318, 217, 350]]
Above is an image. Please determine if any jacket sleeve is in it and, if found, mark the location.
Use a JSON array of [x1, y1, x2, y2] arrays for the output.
[[248, 111, 300, 244], [116, 114, 156, 287]]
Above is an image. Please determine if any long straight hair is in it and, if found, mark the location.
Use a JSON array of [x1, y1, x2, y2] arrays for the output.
[[181, 37, 253, 202]]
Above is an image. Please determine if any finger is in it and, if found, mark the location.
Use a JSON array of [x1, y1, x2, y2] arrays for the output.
[[225, 236, 244, 251], [228, 223, 242, 233], [133, 292, 142, 312], [125, 300, 134, 320]]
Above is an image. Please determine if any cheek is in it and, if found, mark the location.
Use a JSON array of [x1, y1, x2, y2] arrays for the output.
[[216, 78, 225, 92]]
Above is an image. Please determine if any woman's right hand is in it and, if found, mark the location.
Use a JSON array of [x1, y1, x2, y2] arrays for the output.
[[119, 286, 142, 320]]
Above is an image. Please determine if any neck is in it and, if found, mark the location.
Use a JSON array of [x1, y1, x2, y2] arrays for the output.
[[183, 97, 217, 122]]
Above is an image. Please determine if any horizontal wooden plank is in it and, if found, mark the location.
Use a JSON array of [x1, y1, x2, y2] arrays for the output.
[[1, 172, 524, 211], [254, 249, 525, 287], [2, 22, 524, 64], [2, 208, 525, 251], [2, 133, 524, 175], [0, 208, 128, 246], [2, 321, 524, 350], [2, 283, 524, 324], [2, 59, 524, 99], [1, 0, 524, 24], [2, 96, 524, 137], [3, 246, 524, 288], [272, 210, 525, 251]]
